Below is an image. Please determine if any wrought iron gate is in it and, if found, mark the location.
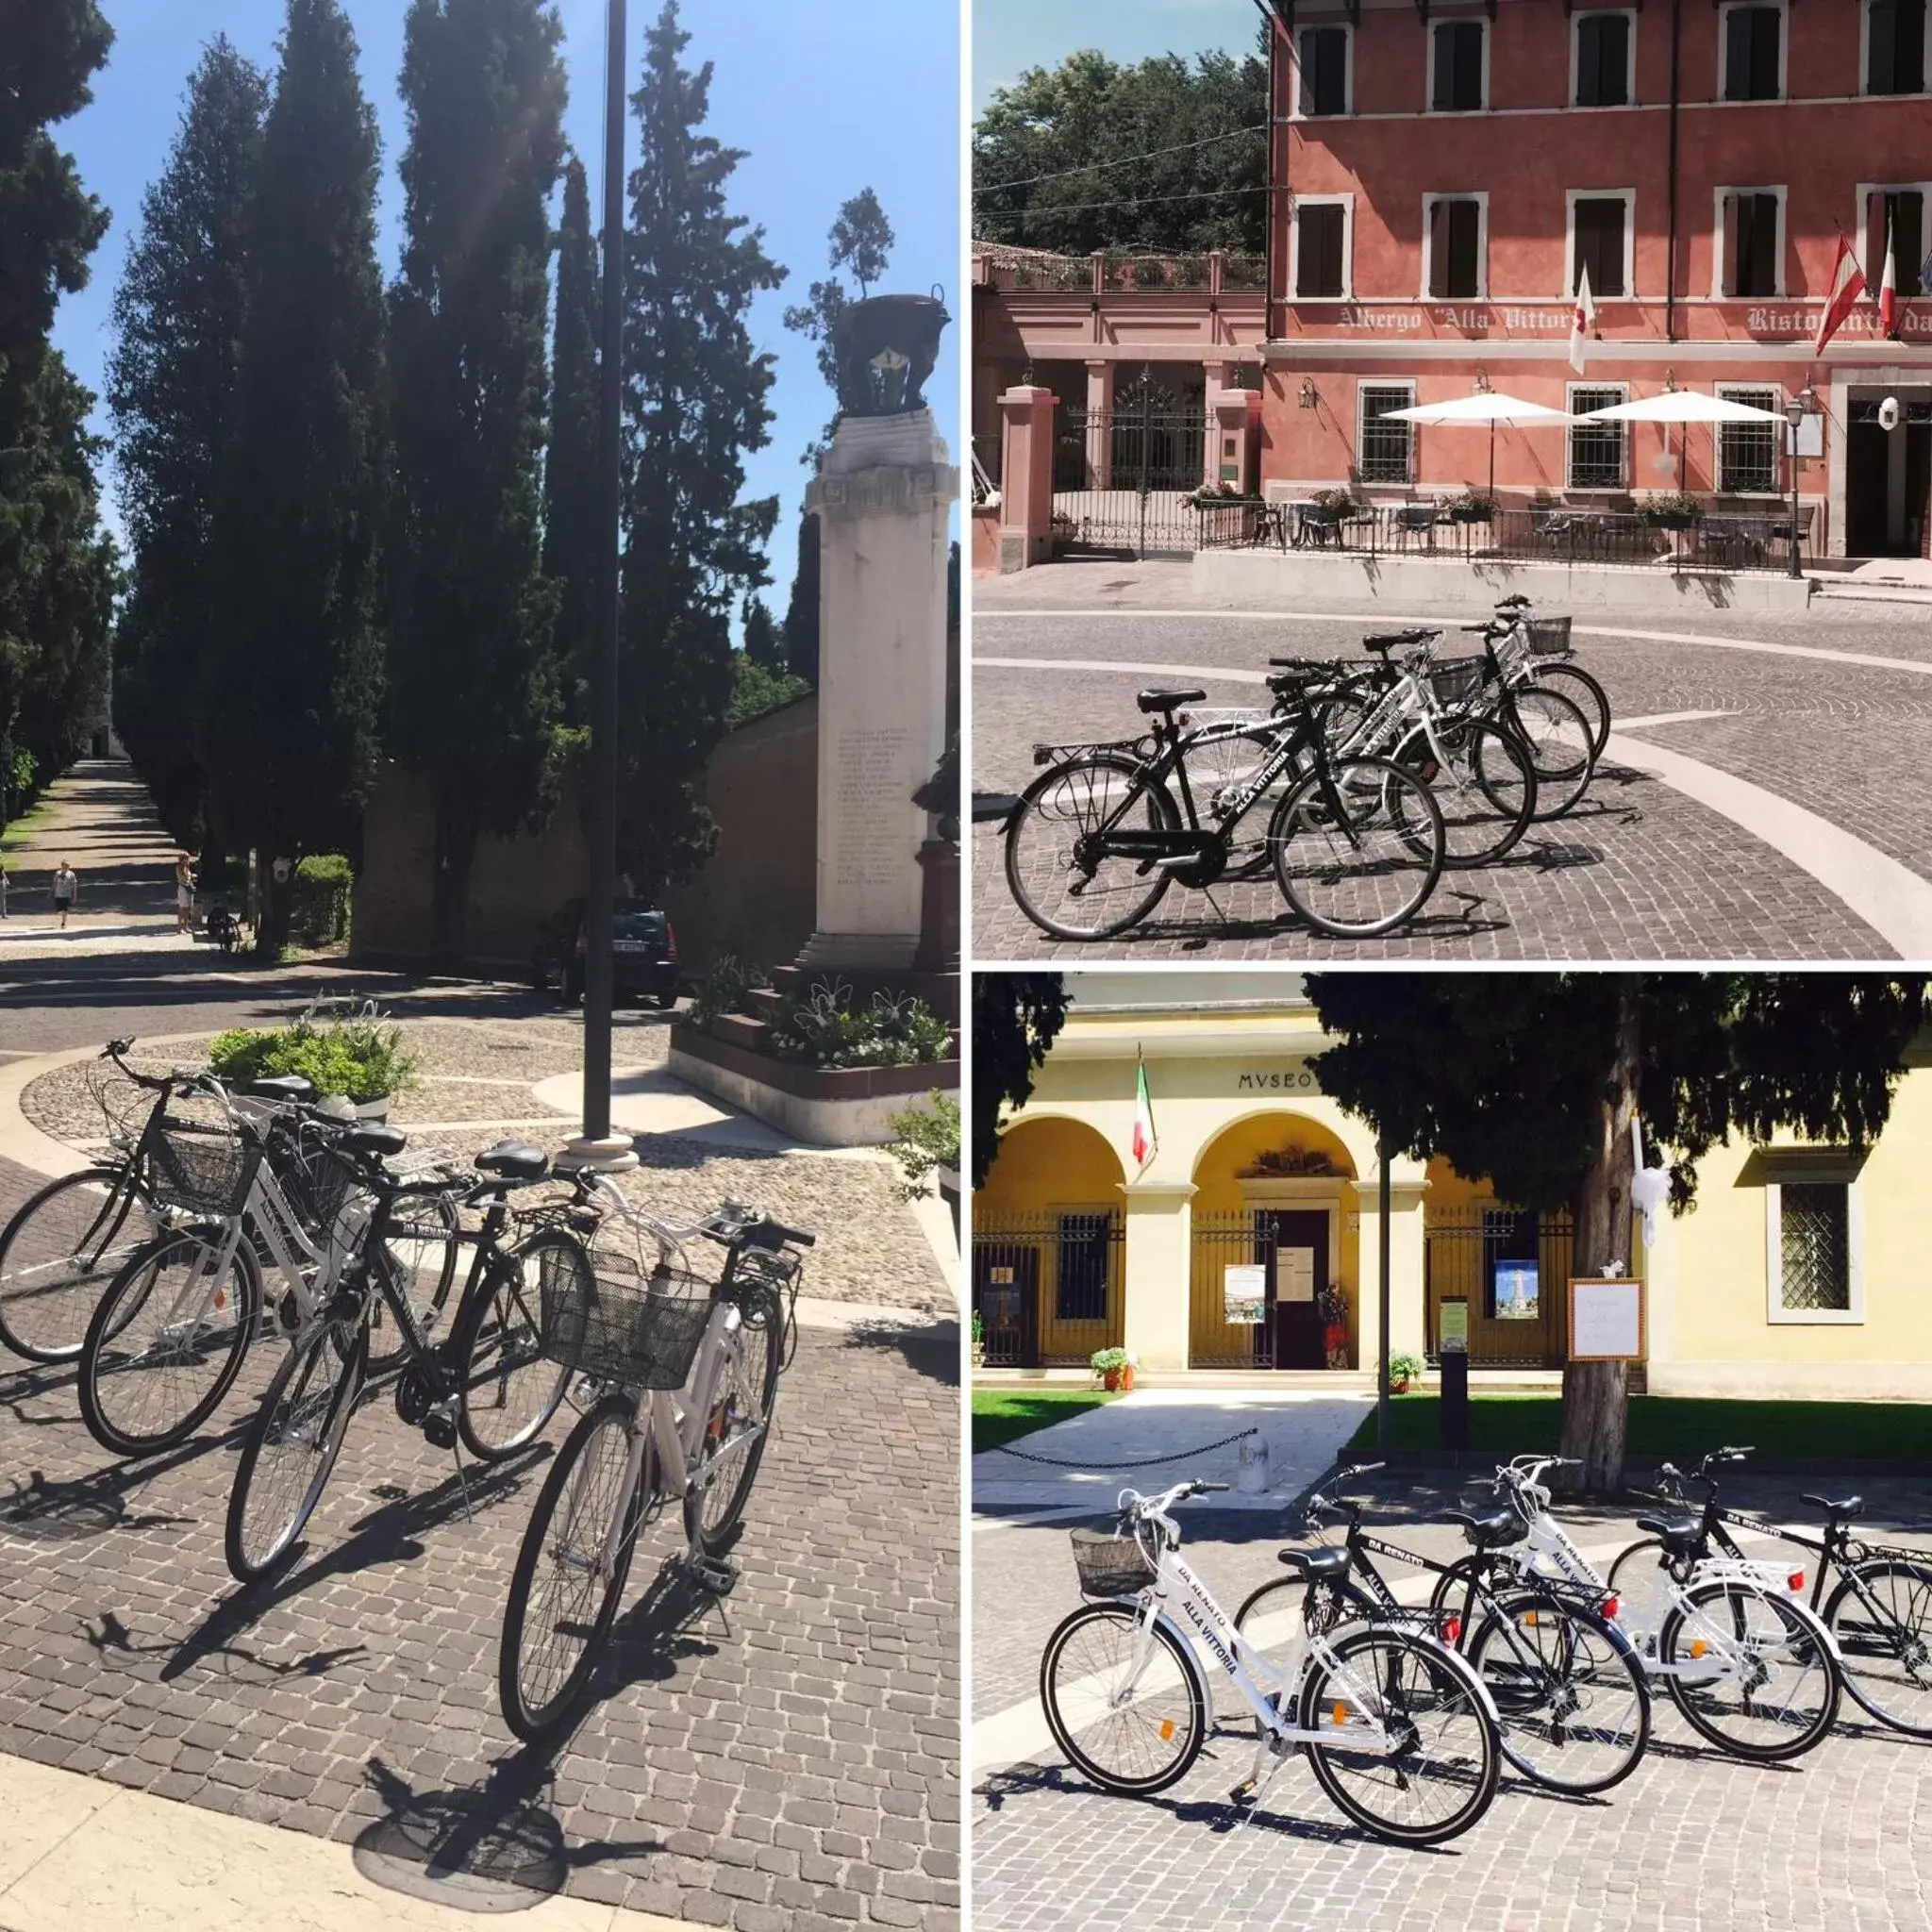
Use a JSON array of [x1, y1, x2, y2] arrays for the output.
[[1055, 370, 1208, 559], [973, 1210, 1125, 1368], [1424, 1208, 1574, 1367]]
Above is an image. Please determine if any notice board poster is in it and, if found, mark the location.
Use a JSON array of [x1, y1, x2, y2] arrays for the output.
[[1569, 1278, 1646, 1361], [1277, 1247, 1316, 1303], [1224, 1265, 1266, 1325]]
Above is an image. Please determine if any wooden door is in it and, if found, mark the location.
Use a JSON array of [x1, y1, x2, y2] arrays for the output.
[[1265, 1209, 1330, 1370]]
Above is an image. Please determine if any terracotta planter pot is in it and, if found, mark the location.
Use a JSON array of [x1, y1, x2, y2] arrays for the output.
[[1391, 1376, 1411, 1395], [1103, 1365, 1135, 1392]]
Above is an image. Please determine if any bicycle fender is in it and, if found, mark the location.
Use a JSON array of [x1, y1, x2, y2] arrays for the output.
[[1362, 1620, 1505, 1730]]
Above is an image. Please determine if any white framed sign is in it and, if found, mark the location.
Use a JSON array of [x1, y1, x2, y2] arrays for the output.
[[1277, 1247, 1316, 1304], [1224, 1265, 1266, 1325], [1569, 1277, 1646, 1361]]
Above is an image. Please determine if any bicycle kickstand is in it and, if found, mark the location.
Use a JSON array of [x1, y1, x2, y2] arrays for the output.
[[1228, 1711, 1295, 1819]]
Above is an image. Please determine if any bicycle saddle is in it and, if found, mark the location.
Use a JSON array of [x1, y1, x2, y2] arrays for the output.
[[1439, 1507, 1520, 1548], [249, 1074, 315, 1102], [475, 1140, 549, 1179], [1136, 687, 1205, 714], [1635, 1513, 1704, 1551], [1277, 1543, 1351, 1581], [1802, 1492, 1863, 1521], [1363, 629, 1435, 654], [343, 1124, 407, 1159]]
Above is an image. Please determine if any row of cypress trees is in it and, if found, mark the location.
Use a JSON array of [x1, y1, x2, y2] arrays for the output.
[[108, 0, 803, 958]]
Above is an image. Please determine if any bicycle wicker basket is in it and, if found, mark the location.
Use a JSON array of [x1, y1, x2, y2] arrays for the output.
[[1525, 616, 1574, 657], [1427, 658, 1486, 708], [147, 1118, 260, 1216], [541, 1262, 711, 1391], [1070, 1526, 1158, 1599]]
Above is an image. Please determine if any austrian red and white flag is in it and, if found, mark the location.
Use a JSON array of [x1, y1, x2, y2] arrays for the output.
[[1879, 213, 1900, 338], [1131, 1055, 1157, 1170], [1569, 265, 1596, 375], [1813, 234, 1869, 356]]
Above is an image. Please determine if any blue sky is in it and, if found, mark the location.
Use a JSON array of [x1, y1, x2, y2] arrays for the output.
[[51, 0, 961, 618], [974, 0, 1263, 111]]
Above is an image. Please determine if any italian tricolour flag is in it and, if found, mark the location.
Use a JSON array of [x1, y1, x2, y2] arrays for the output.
[[1131, 1055, 1157, 1170]]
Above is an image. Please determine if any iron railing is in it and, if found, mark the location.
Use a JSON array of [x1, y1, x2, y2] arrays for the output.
[[972, 1210, 1125, 1369]]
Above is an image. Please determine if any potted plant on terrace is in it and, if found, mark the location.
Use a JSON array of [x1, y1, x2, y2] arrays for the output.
[[1641, 491, 1701, 531], [1091, 1345, 1136, 1393], [208, 1005, 419, 1121], [1441, 490, 1497, 525], [1389, 1351, 1424, 1395]]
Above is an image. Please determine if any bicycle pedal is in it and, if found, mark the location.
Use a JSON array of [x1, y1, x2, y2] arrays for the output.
[[691, 1556, 738, 1596], [1227, 1777, 1258, 1807]]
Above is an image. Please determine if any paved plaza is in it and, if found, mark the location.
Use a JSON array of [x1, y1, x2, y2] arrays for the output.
[[972, 564, 1932, 960]]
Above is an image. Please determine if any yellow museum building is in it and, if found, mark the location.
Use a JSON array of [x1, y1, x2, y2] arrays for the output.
[[973, 974, 1932, 1400]]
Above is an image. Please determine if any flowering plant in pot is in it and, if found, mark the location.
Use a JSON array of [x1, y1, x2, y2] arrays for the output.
[[1641, 491, 1702, 530], [1091, 1345, 1136, 1392], [1389, 1352, 1424, 1395]]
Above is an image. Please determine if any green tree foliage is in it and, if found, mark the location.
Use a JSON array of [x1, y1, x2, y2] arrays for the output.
[[780, 506, 819, 685], [543, 153, 600, 726], [725, 652, 808, 732], [203, 0, 390, 953], [972, 973, 1069, 1188], [107, 38, 269, 852], [974, 46, 1268, 255], [783, 185, 893, 461], [1306, 974, 1929, 1491], [741, 593, 782, 673], [387, 0, 567, 966], [617, 0, 786, 896]]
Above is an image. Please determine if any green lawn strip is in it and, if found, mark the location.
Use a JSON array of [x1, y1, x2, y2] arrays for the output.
[[1346, 1394, 1932, 1460], [973, 1387, 1121, 1454], [0, 796, 57, 855]]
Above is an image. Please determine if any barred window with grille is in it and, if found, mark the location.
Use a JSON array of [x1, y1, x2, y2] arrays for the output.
[[1056, 1213, 1112, 1322], [1777, 1183, 1851, 1312], [1568, 386, 1626, 489], [1359, 384, 1415, 484], [1717, 386, 1780, 493]]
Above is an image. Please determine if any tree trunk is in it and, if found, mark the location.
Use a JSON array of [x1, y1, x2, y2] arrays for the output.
[[255, 858, 292, 959], [1559, 978, 1641, 1495], [430, 792, 478, 974]]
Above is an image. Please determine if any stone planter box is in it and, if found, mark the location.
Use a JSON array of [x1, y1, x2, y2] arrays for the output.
[[669, 1023, 959, 1148]]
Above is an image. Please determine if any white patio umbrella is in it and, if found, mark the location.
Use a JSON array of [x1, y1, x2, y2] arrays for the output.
[[1380, 392, 1575, 501], [1579, 390, 1790, 491]]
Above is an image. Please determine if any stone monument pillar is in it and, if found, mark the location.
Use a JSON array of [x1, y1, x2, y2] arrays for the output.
[[794, 295, 958, 977]]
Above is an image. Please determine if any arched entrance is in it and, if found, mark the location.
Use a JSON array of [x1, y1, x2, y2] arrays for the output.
[[974, 1115, 1126, 1368], [1190, 1113, 1360, 1370]]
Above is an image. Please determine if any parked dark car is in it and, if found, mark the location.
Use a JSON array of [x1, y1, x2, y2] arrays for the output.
[[533, 899, 680, 1008]]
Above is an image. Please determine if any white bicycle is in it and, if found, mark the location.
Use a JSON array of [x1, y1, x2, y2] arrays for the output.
[[497, 1181, 813, 1741], [1431, 1452, 1842, 1761], [1038, 1477, 1503, 1847]]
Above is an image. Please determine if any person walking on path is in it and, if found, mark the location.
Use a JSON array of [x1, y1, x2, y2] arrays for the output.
[[175, 853, 196, 935], [51, 860, 77, 929], [0, 862, 8, 919]]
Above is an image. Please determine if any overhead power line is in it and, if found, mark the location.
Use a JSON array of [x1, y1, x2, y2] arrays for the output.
[[974, 125, 1269, 199], [978, 182, 1274, 221]]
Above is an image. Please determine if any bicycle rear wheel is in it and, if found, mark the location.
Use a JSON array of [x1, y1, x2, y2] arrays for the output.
[[78, 1230, 260, 1457], [225, 1315, 367, 1584], [1529, 662, 1611, 757], [1299, 1624, 1500, 1846], [0, 1166, 155, 1363], [1658, 1578, 1840, 1760], [1391, 718, 1536, 869], [1004, 755, 1181, 941], [453, 1227, 579, 1460], [368, 1191, 459, 1373], [1603, 1537, 1677, 1663], [1039, 1601, 1205, 1795], [1501, 686, 1595, 821], [500, 1391, 650, 1742], [1231, 1571, 1380, 1733], [1826, 1557, 1932, 1738], [1268, 758, 1443, 939], [684, 1282, 784, 1555]]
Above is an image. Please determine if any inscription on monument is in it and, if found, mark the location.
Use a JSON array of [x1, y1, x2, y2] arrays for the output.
[[832, 725, 915, 891]]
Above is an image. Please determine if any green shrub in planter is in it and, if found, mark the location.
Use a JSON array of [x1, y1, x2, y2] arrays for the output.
[[886, 1091, 959, 1199], [764, 981, 952, 1069], [1310, 486, 1357, 515], [1441, 491, 1497, 524], [690, 954, 768, 1030], [1641, 491, 1701, 529], [293, 854, 353, 945], [208, 1011, 419, 1106]]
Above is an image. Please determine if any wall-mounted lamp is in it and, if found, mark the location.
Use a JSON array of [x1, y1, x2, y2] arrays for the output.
[[1298, 377, 1319, 410], [1472, 367, 1491, 395]]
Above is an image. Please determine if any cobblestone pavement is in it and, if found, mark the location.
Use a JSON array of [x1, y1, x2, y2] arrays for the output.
[[971, 1479, 1932, 1932], [0, 1147, 960, 1931], [970, 585, 1932, 960]]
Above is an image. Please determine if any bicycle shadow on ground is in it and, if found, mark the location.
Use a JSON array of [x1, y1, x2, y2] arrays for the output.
[[589, 1547, 730, 1712], [0, 1416, 244, 1543], [842, 1317, 960, 1387], [79, 1606, 366, 1688], [352, 1749, 661, 1909], [158, 1444, 548, 1685]]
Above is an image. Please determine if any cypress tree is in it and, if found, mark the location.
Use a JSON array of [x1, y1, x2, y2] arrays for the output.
[[741, 594, 782, 673], [544, 154, 600, 727], [204, 0, 390, 953], [107, 38, 269, 850], [617, 0, 787, 895], [779, 507, 819, 686], [387, 0, 567, 966]]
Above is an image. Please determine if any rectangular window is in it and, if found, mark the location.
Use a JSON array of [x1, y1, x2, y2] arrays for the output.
[[1723, 192, 1783, 297], [1358, 383, 1415, 485], [1295, 202, 1346, 298], [1717, 386, 1781, 493], [1300, 25, 1349, 116], [1869, 0, 1927, 94], [1427, 197, 1483, 298], [1432, 21, 1486, 111], [1868, 189, 1927, 295], [1778, 1183, 1850, 1311], [1575, 12, 1632, 106], [1724, 5, 1783, 100], [1569, 385, 1627, 489], [1055, 1213, 1111, 1323], [1573, 197, 1629, 297]]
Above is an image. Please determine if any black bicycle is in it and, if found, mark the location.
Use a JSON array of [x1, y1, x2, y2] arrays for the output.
[[1003, 668, 1446, 941], [1236, 1463, 1651, 1795]]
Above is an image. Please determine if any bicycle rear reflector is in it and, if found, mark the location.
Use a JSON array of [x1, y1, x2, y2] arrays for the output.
[[1789, 1571, 1806, 1591], [1602, 1597, 1619, 1622], [1441, 1617, 1461, 1646]]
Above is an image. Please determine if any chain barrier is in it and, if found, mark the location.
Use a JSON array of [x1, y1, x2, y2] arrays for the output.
[[990, 1424, 1260, 1469]]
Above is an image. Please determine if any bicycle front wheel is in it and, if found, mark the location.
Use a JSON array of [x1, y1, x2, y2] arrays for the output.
[[1502, 686, 1596, 822], [453, 1226, 580, 1460], [1529, 662, 1611, 758], [1658, 1578, 1840, 1760], [500, 1391, 650, 1742], [1039, 1601, 1205, 1795], [1826, 1557, 1932, 1738], [1466, 1591, 1650, 1793], [1299, 1625, 1500, 1847], [1268, 758, 1443, 939], [1004, 755, 1181, 941], [1391, 718, 1536, 869], [684, 1282, 784, 1555], [225, 1316, 367, 1584], [78, 1230, 260, 1457], [0, 1166, 155, 1363]]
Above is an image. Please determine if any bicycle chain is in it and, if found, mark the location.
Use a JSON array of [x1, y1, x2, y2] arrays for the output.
[[990, 1424, 1260, 1470]]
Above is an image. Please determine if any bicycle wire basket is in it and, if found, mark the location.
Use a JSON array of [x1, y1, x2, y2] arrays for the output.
[[277, 1131, 361, 1236], [1070, 1525, 1158, 1599], [1525, 616, 1574, 658], [541, 1260, 711, 1391], [146, 1111, 261, 1217], [1426, 657, 1487, 709]]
